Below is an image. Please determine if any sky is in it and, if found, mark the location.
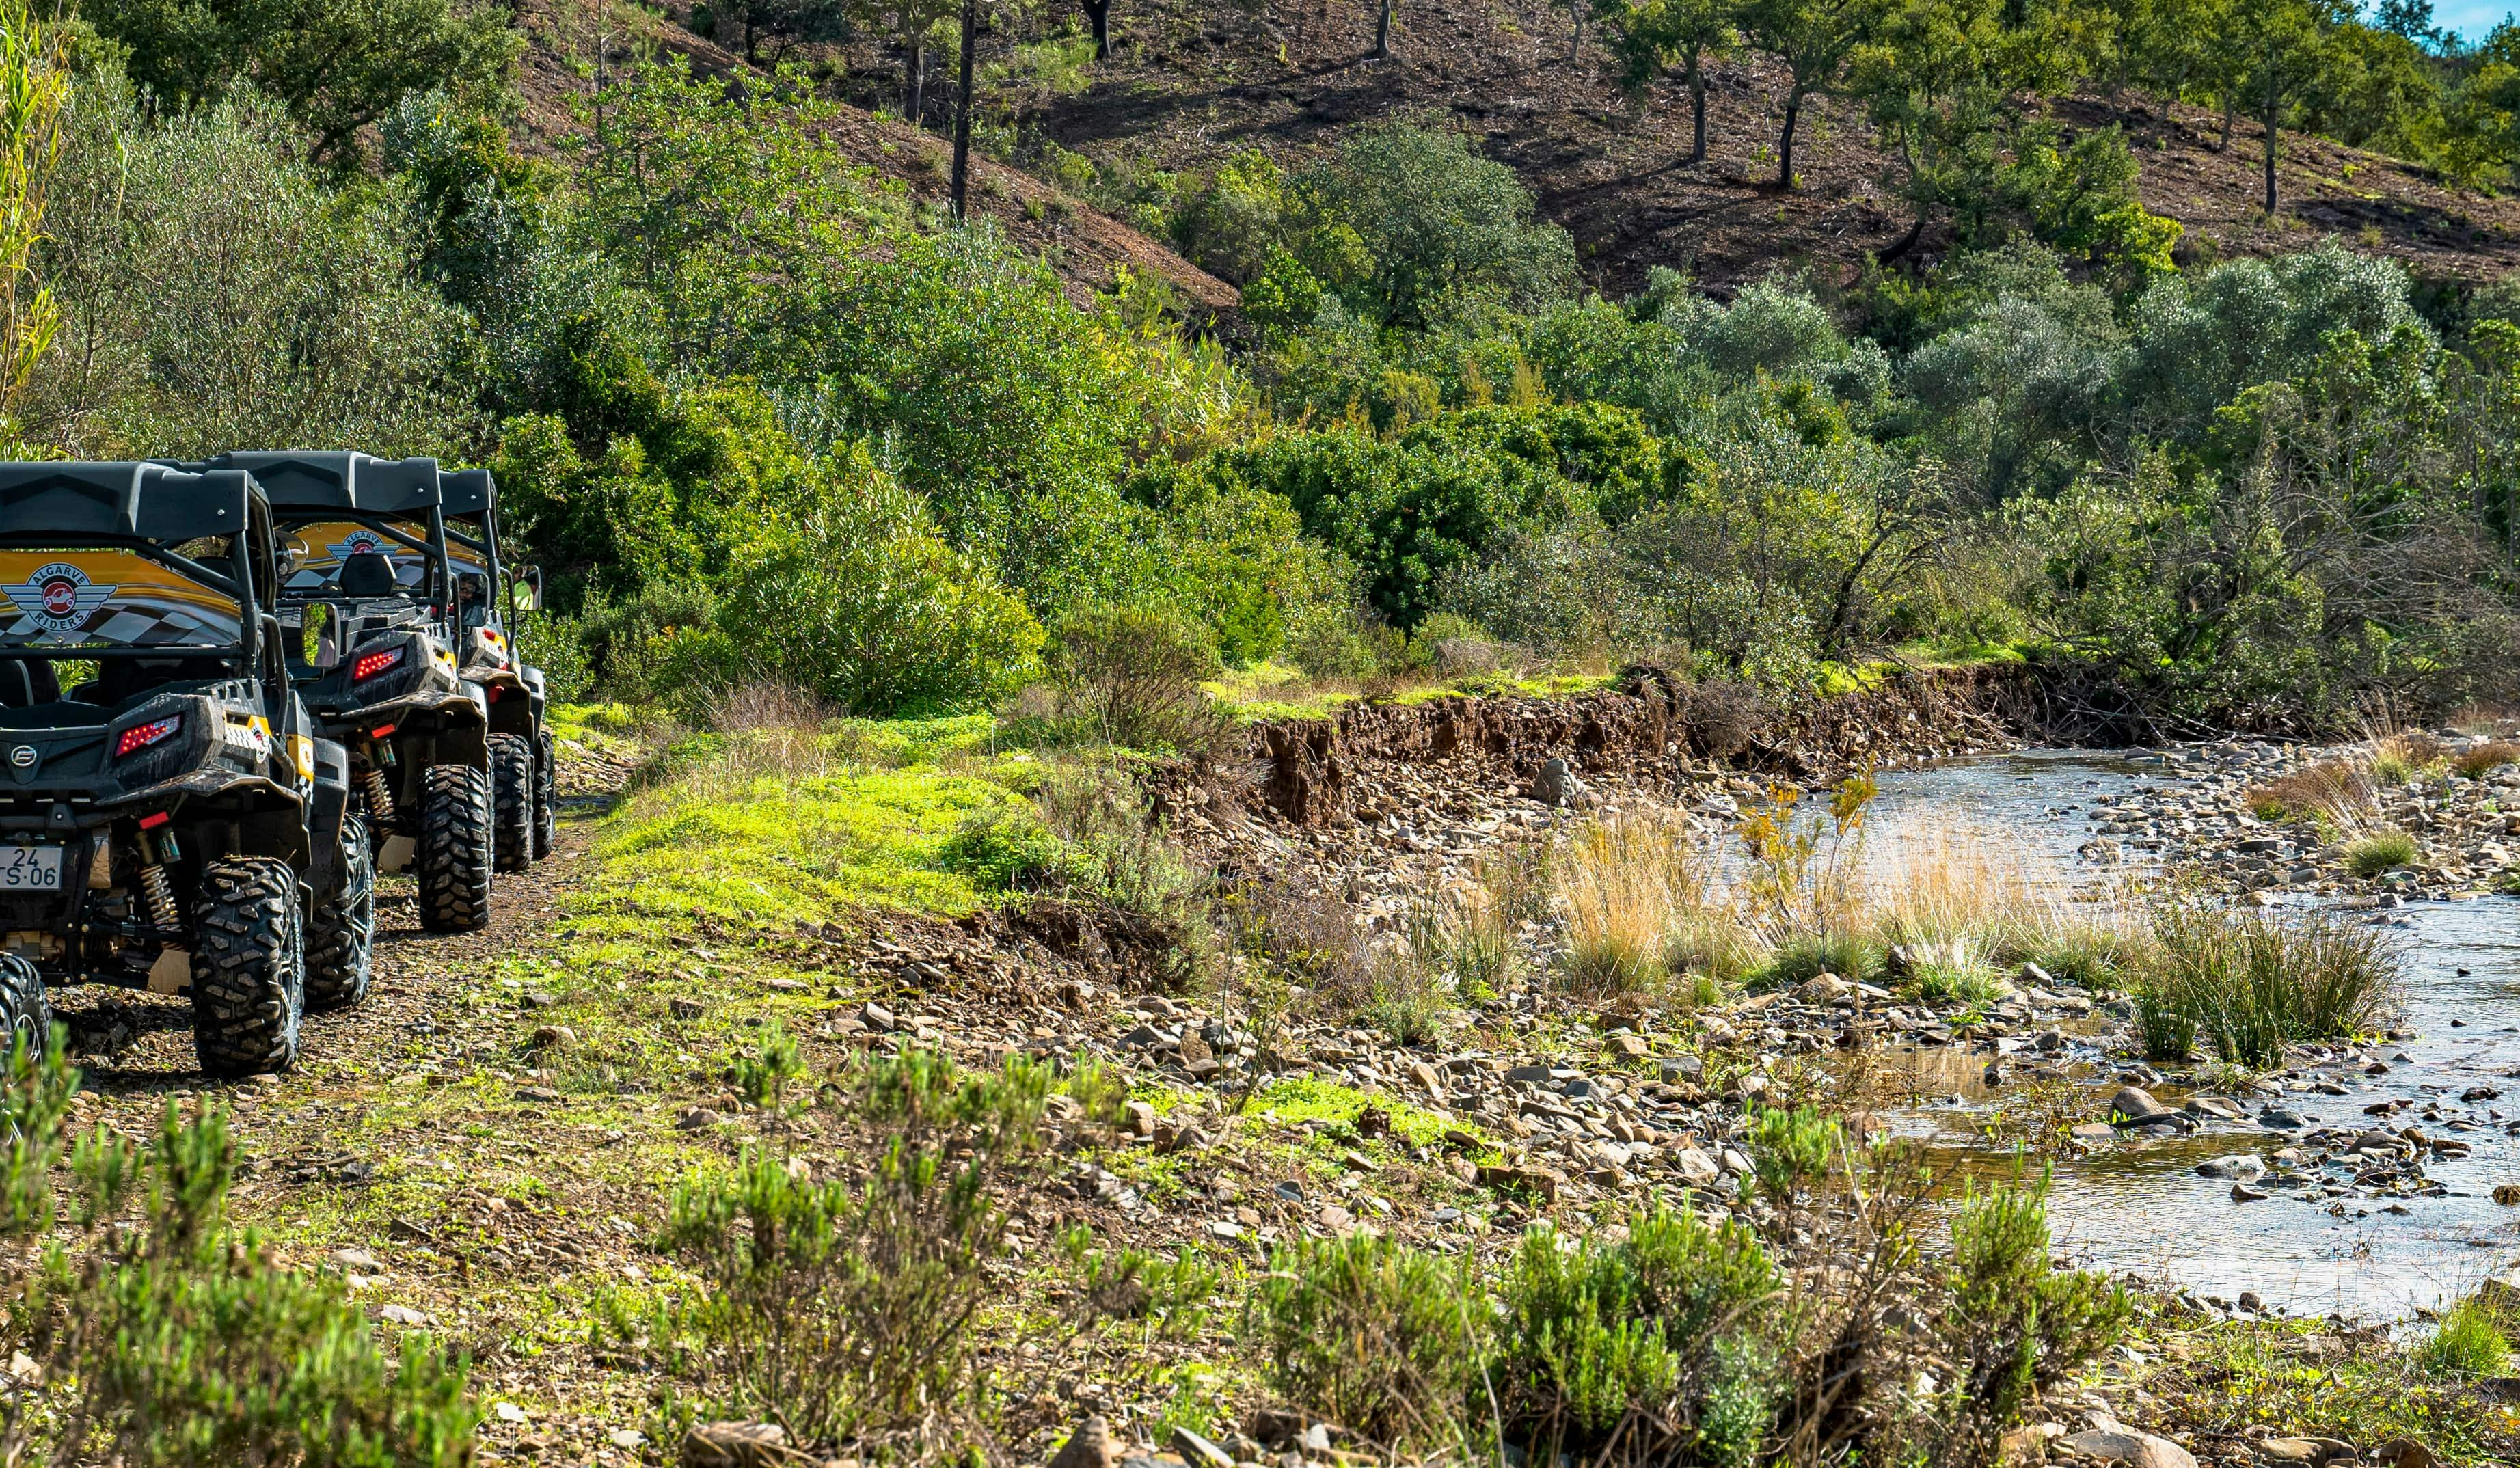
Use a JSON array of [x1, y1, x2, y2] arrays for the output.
[[2437, 1, 2513, 40]]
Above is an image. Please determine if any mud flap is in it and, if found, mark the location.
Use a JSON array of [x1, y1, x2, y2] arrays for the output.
[[378, 833, 415, 873], [147, 947, 191, 996]]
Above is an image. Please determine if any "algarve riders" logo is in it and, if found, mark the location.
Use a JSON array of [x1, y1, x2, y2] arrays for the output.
[[1, 562, 114, 637]]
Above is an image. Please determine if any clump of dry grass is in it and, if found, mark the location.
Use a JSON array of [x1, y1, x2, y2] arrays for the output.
[[2246, 756, 2381, 830], [1553, 808, 1744, 994], [2370, 731, 2448, 786], [2454, 739, 2520, 780]]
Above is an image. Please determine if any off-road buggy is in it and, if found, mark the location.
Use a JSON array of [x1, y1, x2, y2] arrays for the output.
[[441, 467, 553, 867], [0, 460, 366, 1076], [193, 452, 497, 936]]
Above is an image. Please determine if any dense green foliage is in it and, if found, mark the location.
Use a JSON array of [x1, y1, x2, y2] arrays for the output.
[[9, 2, 2520, 733]]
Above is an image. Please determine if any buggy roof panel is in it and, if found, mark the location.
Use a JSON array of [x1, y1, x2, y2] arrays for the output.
[[202, 452, 442, 515], [441, 467, 493, 519], [0, 462, 261, 543]]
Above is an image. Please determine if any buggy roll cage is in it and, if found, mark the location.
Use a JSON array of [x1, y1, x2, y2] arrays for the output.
[[0, 461, 280, 670], [182, 452, 457, 623], [440, 467, 526, 631]]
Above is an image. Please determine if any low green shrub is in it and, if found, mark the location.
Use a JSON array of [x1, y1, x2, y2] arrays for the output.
[[2132, 981, 2199, 1061], [651, 1048, 1055, 1447], [1925, 1175, 2130, 1457], [1491, 1208, 1778, 1461], [2342, 830, 2418, 876], [0, 1035, 476, 1467], [1748, 1105, 1843, 1213], [2417, 1300, 2512, 1379], [1245, 1232, 1485, 1455]]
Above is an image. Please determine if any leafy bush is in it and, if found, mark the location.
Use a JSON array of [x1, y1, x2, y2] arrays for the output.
[[713, 455, 1045, 716], [1926, 1176, 2129, 1456], [1491, 1208, 1778, 1460], [1245, 1232, 1485, 1454]]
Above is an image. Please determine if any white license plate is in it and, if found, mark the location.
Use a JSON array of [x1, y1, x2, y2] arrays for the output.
[[0, 845, 64, 891]]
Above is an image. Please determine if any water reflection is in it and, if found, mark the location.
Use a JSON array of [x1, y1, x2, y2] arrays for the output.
[[1858, 750, 2520, 1320]]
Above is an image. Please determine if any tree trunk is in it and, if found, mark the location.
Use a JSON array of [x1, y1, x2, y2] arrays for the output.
[[1777, 90, 1800, 187], [1083, 0, 1110, 58], [1685, 53, 1706, 161], [951, 0, 976, 219], [2261, 98, 2278, 213], [903, 36, 925, 123], [1567, 2, 1582, 63], [1374, 0, 1391, 56]]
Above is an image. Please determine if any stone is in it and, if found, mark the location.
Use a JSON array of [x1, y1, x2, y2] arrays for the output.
[[676, 1108, 725, 1131], [2372, 1441, 2438, 1468], [2070, 1124, 2117, 1143], [2261, 1439, 2355, 1468], [1529, 759, 1586, 808], [493, 1402, 529, 1424], [1675, 1147, 1720, 1184], [1044, 1417, 1115, 1468], [331, 1247, 381, 1273], [377, 1303, 430, 1326], [1606, 1033, 1650, 1059], [2059, 1430, 2197, 1468], [1410, 1061, 1444, 1094], [860, 1002, 896, 1032], [1661, 1055, 1704, 1083], [2260, 1109, 2309, 1131], [528, 1024, 574, 1050], [2109, 1087, 2169, 1124], [1123, 1101, 1156, 1138], [2231, 1183, 2271, 1202], [681, 1422, 792, 1468], [2194, 1154, 2266, 1180], [1796, 974, 1853, 1005], [2184, 1096, 2243, 1120], [1171, 1427, 1234, 1468]]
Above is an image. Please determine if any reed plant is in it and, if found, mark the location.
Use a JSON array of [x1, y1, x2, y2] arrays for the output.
[[2341, 830, 2417, 876], [2139, 895, 2399, 1067]]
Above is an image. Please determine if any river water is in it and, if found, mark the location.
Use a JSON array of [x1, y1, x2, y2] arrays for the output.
[[1860, 749, 2520, 1320]]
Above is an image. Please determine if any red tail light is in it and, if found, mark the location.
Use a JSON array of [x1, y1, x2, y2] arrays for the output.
[[351, 646, 405, 682], [114, 716, 181, 758]]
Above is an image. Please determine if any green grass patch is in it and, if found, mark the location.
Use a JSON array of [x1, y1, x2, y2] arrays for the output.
[[1255, 1076, 1489, 1156], [2342, 830, 2418, 877]]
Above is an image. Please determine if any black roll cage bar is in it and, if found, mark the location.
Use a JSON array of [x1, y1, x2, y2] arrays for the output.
[[0, 503, 280, 672], [272, 508, 454, 615]]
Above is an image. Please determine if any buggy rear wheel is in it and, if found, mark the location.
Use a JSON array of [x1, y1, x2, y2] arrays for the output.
[[191, 857, 304, 1077], [417, 763, 492, 933], [532, 728, 557, 860], [490, 733, 532, 874], [306, 813, 375, 1011], [0, 954, 49, 1058]]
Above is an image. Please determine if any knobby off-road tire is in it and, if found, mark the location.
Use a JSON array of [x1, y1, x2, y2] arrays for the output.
[[304, 813, 375, 1011], [191, 857, 305, 1077], [489, 733, 532, 874], [532, 728, 557, 860], [0, 953, 49, 1057], [418, 763, 493, 934]]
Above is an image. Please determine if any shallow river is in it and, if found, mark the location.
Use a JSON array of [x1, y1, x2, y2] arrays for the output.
[[1860, 749, 2520, 1320]]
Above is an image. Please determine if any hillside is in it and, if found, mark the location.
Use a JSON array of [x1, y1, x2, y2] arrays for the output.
[[505, 0, 1239, 313], [789, 0, 2520, 296]]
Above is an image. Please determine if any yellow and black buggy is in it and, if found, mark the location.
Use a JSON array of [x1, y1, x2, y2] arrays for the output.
[[186, 451, 499, 936], [0, 461, 367, 1076]]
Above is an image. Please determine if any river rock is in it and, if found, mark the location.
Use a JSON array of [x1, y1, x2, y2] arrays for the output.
[[1046, 1416, 1116, 1468], [2261, 1439, 2356, 1468], [2109, 1087, 2169, 1124], [2183, 1095, 2243, 1120], [2259, 1109, 2308, 1131], [2195, 1154, 2266, 1180], [2060, 1429, 2196, 1468], [2374, 1441, 2439, 1468], [1529, 759, 1586, 808], [1797, 974, 1852, 1004], [1675, 1147, 1720, 1184]]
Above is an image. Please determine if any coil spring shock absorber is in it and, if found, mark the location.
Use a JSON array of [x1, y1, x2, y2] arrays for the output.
[[137, 828, 182, 938], [363, 767, 396, 826]]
